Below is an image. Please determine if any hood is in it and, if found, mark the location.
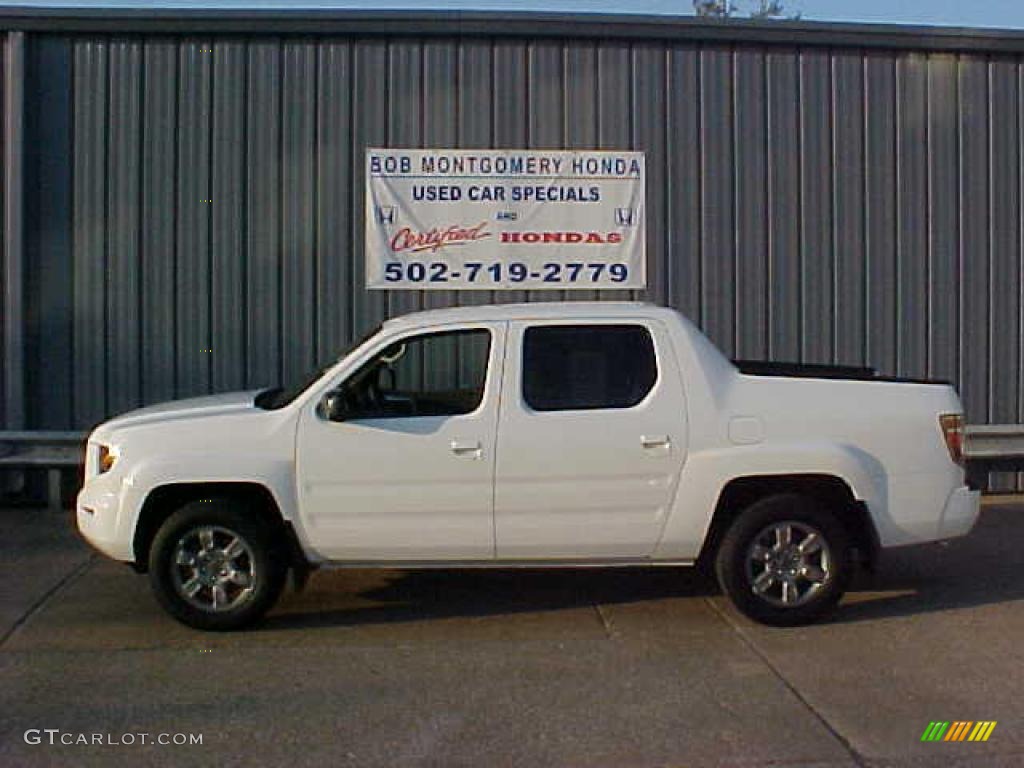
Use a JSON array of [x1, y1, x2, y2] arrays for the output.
[[93, 390, 262, 437]]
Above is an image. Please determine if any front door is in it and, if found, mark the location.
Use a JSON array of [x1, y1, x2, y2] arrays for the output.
[[494, 319, 688, 559], [296, 323, 504, 560]]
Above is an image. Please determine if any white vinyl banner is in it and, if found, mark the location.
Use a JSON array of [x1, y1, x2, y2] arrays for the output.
[[365, 149, 645, 290]]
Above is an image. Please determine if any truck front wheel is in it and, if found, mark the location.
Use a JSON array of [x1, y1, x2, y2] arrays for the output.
[[715, 494, 852, 626], [148, 499, 287, 631]]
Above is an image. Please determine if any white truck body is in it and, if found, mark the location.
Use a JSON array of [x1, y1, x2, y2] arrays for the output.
[[78, 302, 979, 574]]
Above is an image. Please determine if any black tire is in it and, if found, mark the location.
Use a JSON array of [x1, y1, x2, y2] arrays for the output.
[[715, 493, 852, 626], [148, 498, 287, 631]]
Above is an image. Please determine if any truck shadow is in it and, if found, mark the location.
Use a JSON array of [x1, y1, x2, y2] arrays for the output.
[[830, 501, 1024, 624], [260, 502, 1024, 631], [260, 565, 717, 631]]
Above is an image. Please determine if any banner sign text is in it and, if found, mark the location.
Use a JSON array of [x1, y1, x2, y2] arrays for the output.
[[365, 149, 646, 290]]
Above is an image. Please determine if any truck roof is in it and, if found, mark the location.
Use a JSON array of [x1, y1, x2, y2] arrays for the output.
[[382, 301, 671, 329]]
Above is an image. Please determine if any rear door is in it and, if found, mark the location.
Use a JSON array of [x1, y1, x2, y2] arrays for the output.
[[494, 319, 688, 559]]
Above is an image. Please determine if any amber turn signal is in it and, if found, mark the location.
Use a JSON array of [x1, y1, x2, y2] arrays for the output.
[[98, 444, 118, 474]]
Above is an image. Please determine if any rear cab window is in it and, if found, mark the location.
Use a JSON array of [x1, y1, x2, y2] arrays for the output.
[[522, 324, 658, 411]]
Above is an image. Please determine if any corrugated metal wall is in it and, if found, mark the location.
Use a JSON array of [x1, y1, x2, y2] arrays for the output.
[[9, 33, 1024, 483], [3, 30, 26, 434], [0, 33, 6, 430]]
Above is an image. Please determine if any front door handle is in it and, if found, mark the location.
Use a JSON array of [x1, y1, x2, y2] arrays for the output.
[[641, 435, 671, 449], [450, 440, 483, 458]]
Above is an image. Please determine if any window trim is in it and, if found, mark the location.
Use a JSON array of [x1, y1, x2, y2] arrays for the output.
[[519, 322, 660, 414]]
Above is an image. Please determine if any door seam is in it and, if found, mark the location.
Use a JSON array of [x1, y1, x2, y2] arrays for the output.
[[489, 320, 510, 557]]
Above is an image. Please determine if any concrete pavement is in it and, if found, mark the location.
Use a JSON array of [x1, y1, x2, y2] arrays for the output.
[[1, 500, 1022, 767]]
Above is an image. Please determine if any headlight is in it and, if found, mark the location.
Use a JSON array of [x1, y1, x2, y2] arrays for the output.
[[97, 444, 119, 474]]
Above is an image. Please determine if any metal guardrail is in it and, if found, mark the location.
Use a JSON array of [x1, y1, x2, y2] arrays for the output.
[[0, 426, 1021, 508], [963, 425, 1024, 462], [0, 431, 86, 510], [964, 425, 1024, 491]]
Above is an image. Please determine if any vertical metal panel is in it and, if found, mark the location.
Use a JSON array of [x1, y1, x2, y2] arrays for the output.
[[24, 36, 73, 429], [733, 47, 768, 359], [633, 44, 667, 308], [765, 50, 800, 361], [988, 58, 1020, 491], [211, 41, 247, 390], [1019, 61, 1024, 489], [666, 47, 700, 320], [175, 38, 212, 397], [988, 59, 1021, 425], [140, 40, 177, 407], [71, 38, 107, 428], [0, 31, 5, 429], [105, 39, 141, 415], [832, 51, 866, 365], [281, 41, 317, 384], [958, 57, 991, 425], [926, 55, 959, 382], [3, 31, 24, 429], [700, 47, 735, 355], [865, 52, 899, 375], [897, 54, 929, 377], [799, 50, 834, 364], [315, 41, 353, 361], [244, 39, 281, 388], [0, 32, 5, 428]]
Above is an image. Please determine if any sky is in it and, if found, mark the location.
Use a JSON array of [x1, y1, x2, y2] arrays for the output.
[[6, 0, 1024, 32]]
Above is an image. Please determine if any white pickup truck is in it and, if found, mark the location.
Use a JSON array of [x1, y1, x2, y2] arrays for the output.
[[77, 302, 979, 630]]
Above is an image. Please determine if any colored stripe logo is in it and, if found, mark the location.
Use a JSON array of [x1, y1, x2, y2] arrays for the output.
[[921, 721, 996, 742]]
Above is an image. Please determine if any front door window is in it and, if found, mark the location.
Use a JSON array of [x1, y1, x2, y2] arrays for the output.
[[339, 329, 491, 420]]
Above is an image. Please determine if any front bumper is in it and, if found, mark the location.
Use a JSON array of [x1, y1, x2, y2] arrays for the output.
[[937, 485, 981, 540], [77, 475, 134, 562]]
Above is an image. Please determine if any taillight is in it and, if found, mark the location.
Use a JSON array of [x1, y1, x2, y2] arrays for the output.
[[939, 414, 964, 465]]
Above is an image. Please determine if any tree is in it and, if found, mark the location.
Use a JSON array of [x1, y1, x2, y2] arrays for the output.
[[693, 0, 732, 17], [693, 0, 799, 19]]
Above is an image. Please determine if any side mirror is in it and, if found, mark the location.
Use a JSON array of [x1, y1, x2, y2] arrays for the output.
[[320, 390, 349, 422]]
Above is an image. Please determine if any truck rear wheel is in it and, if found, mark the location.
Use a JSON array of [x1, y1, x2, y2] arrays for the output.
[[715, 493, 852, 626], [148, 498, 287, 631]]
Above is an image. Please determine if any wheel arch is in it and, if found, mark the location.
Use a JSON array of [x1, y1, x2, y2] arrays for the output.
[[132, 482, 307, 573], [697, 473, 880, 571]]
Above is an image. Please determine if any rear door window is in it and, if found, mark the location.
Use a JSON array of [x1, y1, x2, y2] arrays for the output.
[[522, 324, 657, 411]]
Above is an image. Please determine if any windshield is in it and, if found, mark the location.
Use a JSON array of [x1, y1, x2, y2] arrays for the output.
[[254, 324, 383, 410]]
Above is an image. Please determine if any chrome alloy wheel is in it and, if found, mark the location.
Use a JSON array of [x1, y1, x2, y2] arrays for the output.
[[171, 526, 257, 613], [744, 521, 832, 608]]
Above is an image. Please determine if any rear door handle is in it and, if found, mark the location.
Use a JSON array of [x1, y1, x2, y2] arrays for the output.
[[641, 435, 671, 449], [450, 440, 483, 458]]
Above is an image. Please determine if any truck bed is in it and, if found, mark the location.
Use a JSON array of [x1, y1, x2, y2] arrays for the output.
[[731, 359, 949, 386]]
